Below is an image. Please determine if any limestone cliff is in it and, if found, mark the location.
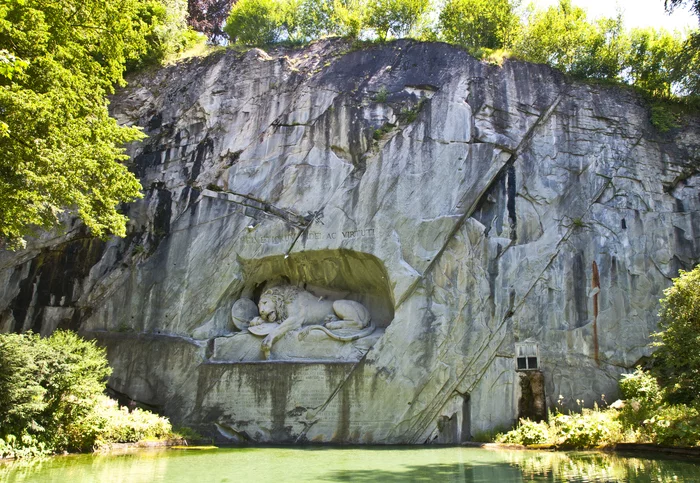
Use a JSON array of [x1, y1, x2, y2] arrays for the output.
[[1, 39, 700, 443]]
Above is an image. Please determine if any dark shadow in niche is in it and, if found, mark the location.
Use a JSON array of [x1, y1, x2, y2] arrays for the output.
[[236, 249, 395, 328]]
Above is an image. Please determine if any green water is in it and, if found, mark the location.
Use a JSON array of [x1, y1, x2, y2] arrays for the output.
[[1, 446, 699, 483]]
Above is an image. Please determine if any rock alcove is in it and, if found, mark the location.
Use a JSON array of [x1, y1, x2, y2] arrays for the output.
[[209, 249, 394, 362]]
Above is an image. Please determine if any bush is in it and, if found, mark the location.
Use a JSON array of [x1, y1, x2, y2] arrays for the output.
[[0, 331, 173, 458], [68, 396, 172, 451], [0, 331, 111, 452], [652, 265, 700, 404], [619, 368, 663, 407], [498, 368, 700, 449], [549, 409, 623, 448], [498, 418, 549, 445], [642, 404, 700, 447]]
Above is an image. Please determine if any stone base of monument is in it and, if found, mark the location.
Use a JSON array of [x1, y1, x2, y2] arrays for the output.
[[212, 329, 384, 362], [199, 362, 360, 443]]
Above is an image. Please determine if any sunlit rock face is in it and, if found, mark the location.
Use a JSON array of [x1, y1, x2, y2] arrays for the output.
[[2, 39, 700, 443]]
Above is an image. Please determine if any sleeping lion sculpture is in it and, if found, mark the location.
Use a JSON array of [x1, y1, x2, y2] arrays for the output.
[[246, 285, 375, 358]]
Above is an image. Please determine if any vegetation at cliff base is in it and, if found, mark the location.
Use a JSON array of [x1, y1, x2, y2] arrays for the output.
[[652, 266, 700, 404], [0, 331, 174, 458], [499, 265, 700, 449]]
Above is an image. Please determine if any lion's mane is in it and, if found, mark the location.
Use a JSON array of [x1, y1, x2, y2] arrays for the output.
[[259, 285, 303, 322]]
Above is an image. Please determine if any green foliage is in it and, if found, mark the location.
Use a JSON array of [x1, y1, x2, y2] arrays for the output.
[[365, 0, 430, 41], [293, 0, 366, 40], [0, 0, 174, 248], [225, 0, 366, 46], [498, 368, 700, 449], [218, 0, 699, 105], [620, 368, 663, 407], [549, 409, 623, 447], [650, 103, 680, 132], [498, 418, 549, 445], [626, 28, 683, 98], [498, 408, 622, 448], [653, 265, 700, 404], [512, 0, 626, 79], [439, 0, 520, 54], [0, 331, 174, 457], [69, 396, 172, 451], [374, 86, 389, 102], [225, 0, 285, 45], [616, 368, 700, 447], [398, 98, 425, 123], [0, 331, 111, 455], [672, 33, 700, 97], [640, 404, 700, 447]]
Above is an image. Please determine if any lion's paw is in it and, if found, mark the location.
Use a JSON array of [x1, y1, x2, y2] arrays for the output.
[[250, 316, 265, 327], [261, 336, 273, 358]]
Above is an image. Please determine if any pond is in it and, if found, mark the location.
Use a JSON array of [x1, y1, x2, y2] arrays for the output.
[[1, 446, 699, 482]]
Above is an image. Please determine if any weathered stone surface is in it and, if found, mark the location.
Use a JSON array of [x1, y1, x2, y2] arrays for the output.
[[1, 39, 700, 443]]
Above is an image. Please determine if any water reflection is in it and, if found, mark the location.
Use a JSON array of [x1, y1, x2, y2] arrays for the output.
[[1, 446, 698, 483]]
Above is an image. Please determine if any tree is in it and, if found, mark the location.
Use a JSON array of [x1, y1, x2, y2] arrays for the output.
[[672, 34, 700, 97], [293, 0, 366, 40], [224, 0, 285, 44], [0, 0, 184, 249], [0, 331, 111, 451], [365, 0, 430, 41], [439, 0, 520, 54], [513, 0, 626, 79], [652, 265, 700, 404], [663, 0, 700, 97], [626, 28, 683, 98], [188, 0, 237, 43], [665, 0, 700, 18], [129, 0, 199, 70]]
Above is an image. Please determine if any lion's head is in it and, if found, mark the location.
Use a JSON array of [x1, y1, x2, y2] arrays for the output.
[[257, 285, 302, 323]]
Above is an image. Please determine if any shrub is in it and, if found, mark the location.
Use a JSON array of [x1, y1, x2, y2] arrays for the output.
[[0, 331, 173, 457], [497, 418, 549, 445], [549, 409, 623, 448], [619, 368, 663, 407], [653, 265, 700, 404], [642, 404, 700, 447], [68, 396, 172, 451], [0, 331, 111, 453]]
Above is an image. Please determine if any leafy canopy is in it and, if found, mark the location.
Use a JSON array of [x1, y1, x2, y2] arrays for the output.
[[0, 0, 196, 249], [364, 0, 430, 41], [512, 0, 627, 79], [626, 28, 683, 98], [439, 0, 520, 55], [224, 0, 368, 45]]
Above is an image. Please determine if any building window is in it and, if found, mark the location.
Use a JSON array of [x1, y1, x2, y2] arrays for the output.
[[515, 342, 539, 371]]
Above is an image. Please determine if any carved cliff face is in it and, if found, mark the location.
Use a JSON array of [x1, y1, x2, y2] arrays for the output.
[[1, 39, 699, 444]]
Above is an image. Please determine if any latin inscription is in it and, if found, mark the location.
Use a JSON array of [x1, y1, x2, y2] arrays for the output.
[[244, 228, 375, 245]]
